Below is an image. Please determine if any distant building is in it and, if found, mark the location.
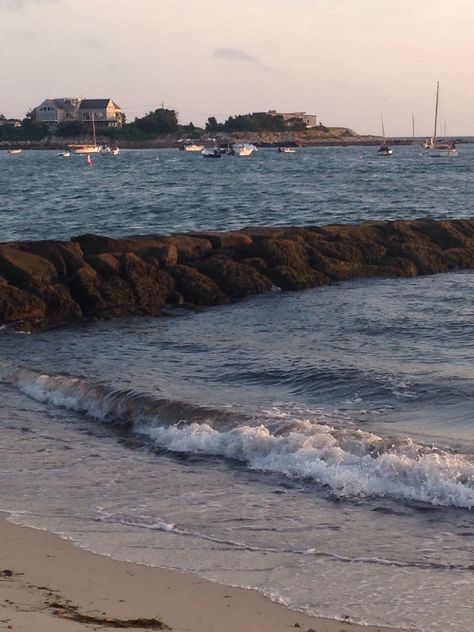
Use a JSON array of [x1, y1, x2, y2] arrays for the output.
[[0, 118, 22, 127], [78, 99, 124, 128], [34, 97, 124, 129], [266, 109, 317, 128]]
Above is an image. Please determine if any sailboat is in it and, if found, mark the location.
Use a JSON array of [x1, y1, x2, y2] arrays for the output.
[[378, 112, 393, 156], [424, 82, 457, 156], [68, 113, 100, 154]]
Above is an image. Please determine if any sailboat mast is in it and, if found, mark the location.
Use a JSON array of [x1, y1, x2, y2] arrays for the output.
[[92, 113, 97, 146], [433, 81, 439, 143], [381, 111, 386, 142], [412, 112, 415, 141]]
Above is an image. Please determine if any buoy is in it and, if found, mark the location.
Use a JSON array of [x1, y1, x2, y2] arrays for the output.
[[86, 154, 93, 166]]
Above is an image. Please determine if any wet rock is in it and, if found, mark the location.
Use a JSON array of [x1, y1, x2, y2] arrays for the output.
[[119, 253, 174, 313], [198, 255, 273, 299], [72, 233, 138, 256], [168, 265, 229, 306], [0, 245, 57, 289], [168, 235, 213, 264], [38, 284, 82, 324], [267, 265, 329, 290], [85, 253, 121, 278], [253, 237, 310, 268], [3, 219, 474, 330], [137, 243, 178, 268], [193, 230, 253, 251], [17, 240, 85, 279], [241, 257, 269, 274], [0, 284, 47, 324], [68, 264, 105, 316]]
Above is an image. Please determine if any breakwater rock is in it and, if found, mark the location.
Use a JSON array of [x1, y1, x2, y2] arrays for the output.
[[1, 219, 474, 330]]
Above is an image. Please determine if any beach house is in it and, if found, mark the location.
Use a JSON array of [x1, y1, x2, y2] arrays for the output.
[[266, 110, 317, 128], [34, 97, 124, 129]]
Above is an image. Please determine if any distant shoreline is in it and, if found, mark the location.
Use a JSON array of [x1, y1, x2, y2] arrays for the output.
[[0, 138, 424, 150]]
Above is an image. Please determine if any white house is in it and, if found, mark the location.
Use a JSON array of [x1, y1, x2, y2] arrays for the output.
[[267, 110, 317, 128], [78, 99, 124, 128], [34, 97, 124, 129]]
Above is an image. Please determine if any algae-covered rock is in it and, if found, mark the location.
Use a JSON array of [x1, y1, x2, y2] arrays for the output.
[[198, 255, 272, 299], [168, 265, 229, 306]]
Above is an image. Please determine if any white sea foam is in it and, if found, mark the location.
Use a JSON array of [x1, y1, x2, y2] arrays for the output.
[[9, 368, 474, 509]]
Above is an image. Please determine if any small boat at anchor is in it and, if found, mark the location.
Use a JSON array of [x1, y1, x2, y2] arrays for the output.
[[99, 144, 120, 156], [378, 112, 393, 156], [201, 147, 222, 158], [68, 113, 100, 154], [278, 146, 296, 153], [8, 149, 22, 155], [179, 143, 204, 152], [424, 83, 458, 157], [231, 143, 257, 156]]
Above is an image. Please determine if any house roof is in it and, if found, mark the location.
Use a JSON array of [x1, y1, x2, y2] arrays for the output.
[[79, 99, 121, 110], [53, 99, 77, 113]]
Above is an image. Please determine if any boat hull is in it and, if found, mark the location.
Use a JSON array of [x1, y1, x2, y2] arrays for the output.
[[232, 143, 256, 156], [180, 144, 204, 152], [68, 145, 100, 154]]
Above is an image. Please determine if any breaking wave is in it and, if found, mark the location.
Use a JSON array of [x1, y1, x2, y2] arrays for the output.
[[4, 367, 474, 510]]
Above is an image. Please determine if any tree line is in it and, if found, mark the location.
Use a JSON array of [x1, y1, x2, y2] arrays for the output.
[[0, 109, 325, 142]]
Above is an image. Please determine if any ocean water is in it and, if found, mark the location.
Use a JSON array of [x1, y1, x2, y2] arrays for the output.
[[0, 146, 473, 631]]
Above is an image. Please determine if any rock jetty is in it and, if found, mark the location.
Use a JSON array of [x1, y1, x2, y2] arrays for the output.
[[1, 218, 474, 331]]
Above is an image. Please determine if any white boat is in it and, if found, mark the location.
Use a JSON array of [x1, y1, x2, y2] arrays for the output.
[[8, 149, 22, 154], [68, 113, 100, 154], [179, 143, 204, 152], [57, 150, 71, 157], [231, 143, 256, 156], [201, 147, 222, 159], [99, 144, 120, 155], [424, 83, 458, 157], [278, 146, 296, 153], [68, 144, 100, 154]]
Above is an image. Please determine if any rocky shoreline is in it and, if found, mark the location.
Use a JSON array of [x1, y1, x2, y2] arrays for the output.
[[1, 219, 474, 331]]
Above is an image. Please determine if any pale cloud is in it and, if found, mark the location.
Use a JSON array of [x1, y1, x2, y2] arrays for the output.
[[213, 48, 258, 63], [212, 48, 279, 74]]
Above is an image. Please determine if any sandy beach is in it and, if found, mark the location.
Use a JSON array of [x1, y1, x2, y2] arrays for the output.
[[0, 514, 404, 632]]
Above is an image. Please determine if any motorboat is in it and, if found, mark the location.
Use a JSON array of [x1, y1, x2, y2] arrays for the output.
[[179, 143, 204, 152], [201, 147, 222, 158], [7, 149, 22, 154], [57, 150, 71, 157], [231, 143, 256, 156], [99, 144, 120, 155], [278, 146, 296, 153]]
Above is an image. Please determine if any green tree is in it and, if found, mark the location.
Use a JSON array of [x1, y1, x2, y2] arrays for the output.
[[55, 120, 86, 137], [205, 116, 219, 132], [19, 117, 49, 140], [134, 108, 179, 134], [221, 112, 286, 132]]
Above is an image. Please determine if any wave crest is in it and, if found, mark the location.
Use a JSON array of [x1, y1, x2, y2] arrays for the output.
[[5, 367, 474, 509]]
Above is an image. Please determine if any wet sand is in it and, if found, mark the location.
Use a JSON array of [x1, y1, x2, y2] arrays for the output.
[[0, 514, 409, 632]]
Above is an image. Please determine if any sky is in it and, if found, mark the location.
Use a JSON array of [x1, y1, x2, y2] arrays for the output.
[[1, 0, 474, 136]]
